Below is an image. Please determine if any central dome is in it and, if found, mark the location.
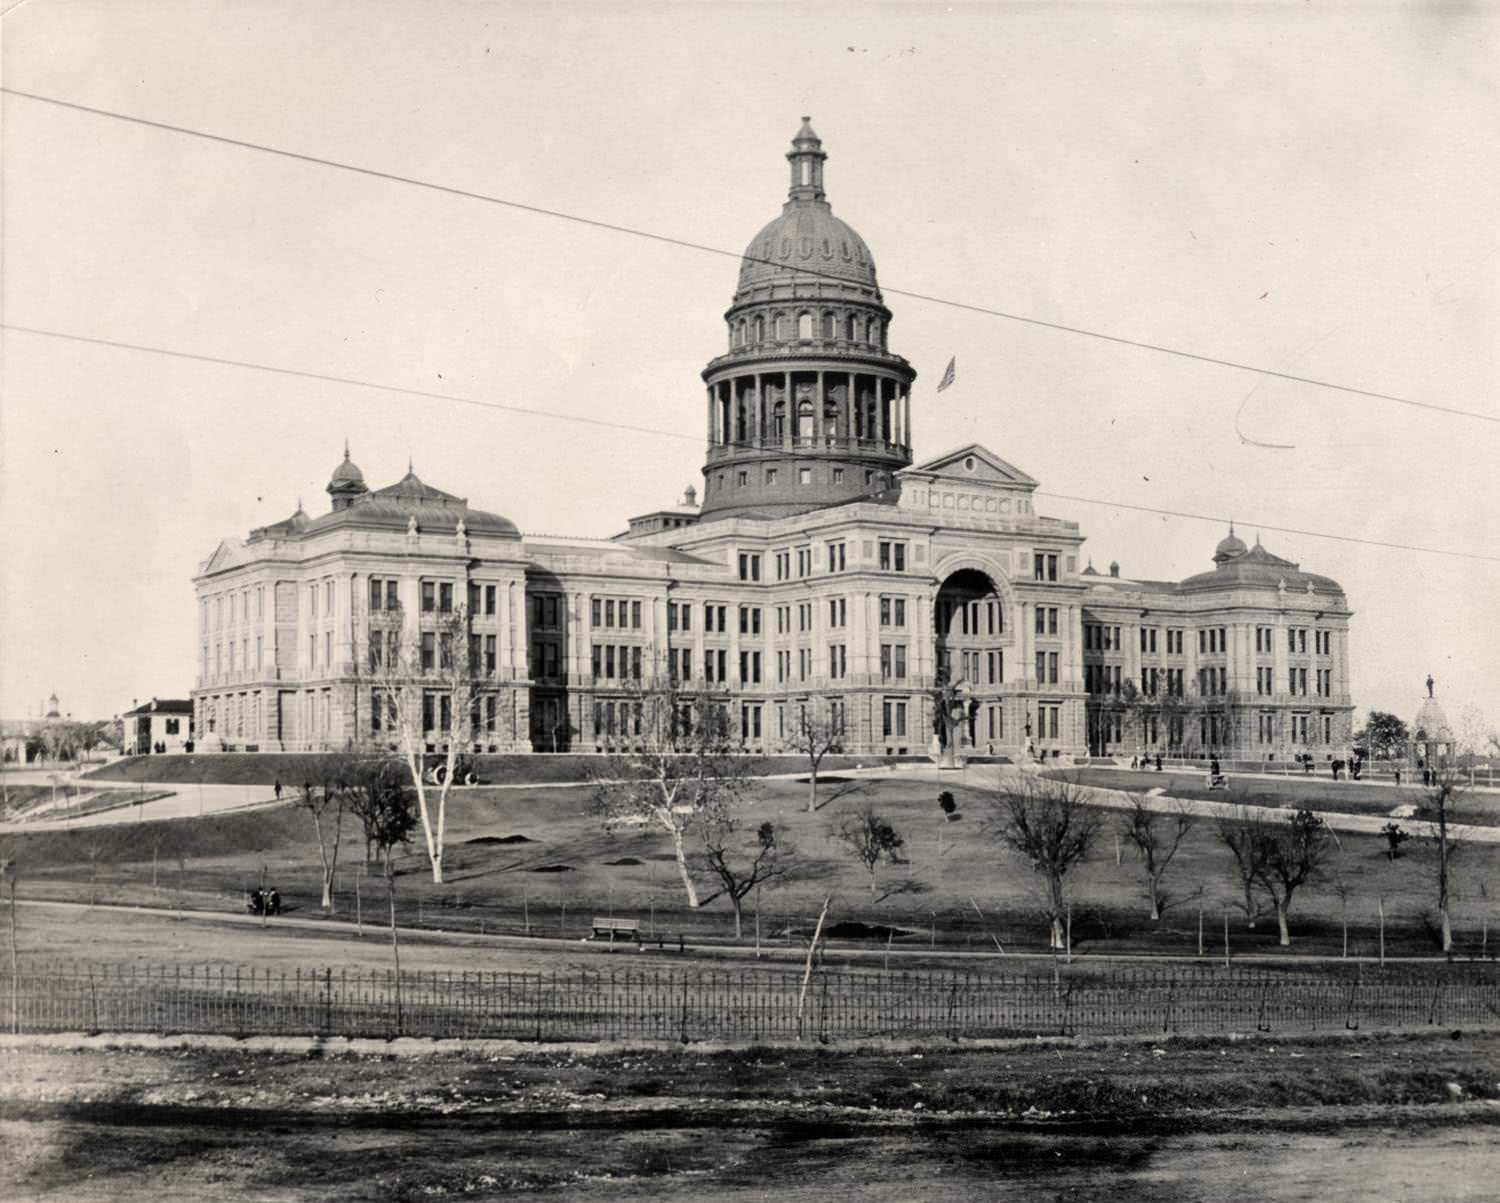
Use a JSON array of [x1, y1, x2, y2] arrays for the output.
[[734, 118, 880, 297], [738, 206, 877, 292]]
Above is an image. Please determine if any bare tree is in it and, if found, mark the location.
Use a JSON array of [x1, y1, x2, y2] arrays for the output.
[[1418, 763, 1468, 953], [589, 680, 747, 909], [296, 751, 353, 911], [982, 774, 1101, 949], [1216, 805, 1272, 928], [347, 752, 419, 1027], [1119, 794, 1196, 921], [699, 816, 793, 938], [787, 698, 845, 812], [367, 603, 489, 883], [1254, 809, 1335, 946], [831, 804, 905, 899]]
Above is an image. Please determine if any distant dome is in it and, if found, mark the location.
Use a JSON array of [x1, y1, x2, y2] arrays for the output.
[[45, 692, 60, 719], [1213, 526, 1248, 564], [330, 442, 365, 487]]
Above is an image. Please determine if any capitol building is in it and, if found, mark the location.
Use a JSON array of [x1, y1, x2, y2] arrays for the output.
[[191, 121, 1355, 762]]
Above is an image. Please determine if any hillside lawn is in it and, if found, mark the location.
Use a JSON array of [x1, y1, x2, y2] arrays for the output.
[[5, 772, 1498, 964], [82, 752, 915, 787]]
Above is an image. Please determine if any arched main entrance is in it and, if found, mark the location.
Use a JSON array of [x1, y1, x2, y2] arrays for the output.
[[933, 568, 1007, 753]]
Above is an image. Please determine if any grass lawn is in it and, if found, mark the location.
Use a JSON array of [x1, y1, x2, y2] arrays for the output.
[[81, 752, 904, 787], [5, 773, 1498, 962]]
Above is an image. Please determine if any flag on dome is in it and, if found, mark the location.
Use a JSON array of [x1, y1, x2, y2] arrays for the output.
[[936, 356, 956, 392]]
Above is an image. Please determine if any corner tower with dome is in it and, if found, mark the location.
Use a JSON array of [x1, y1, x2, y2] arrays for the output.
[[188, 119, 1355, 764]]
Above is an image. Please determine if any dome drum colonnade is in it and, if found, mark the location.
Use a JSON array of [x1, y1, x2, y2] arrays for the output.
[[698, 119, 916, 518]]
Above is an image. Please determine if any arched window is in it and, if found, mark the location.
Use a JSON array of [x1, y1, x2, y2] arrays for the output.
[[821, 312, 835, 339], [870, 320, 882, 348], [845, 314, 856, 341], [774, 313, 788, 340], [798, 399, 815, 440], [797, 312, 813, 339], [753, 316, 764, 343], [737, 320, 747, 347]]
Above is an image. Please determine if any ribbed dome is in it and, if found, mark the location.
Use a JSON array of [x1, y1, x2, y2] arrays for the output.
[[738, 205, 878, 292], [735, 119, 879, 295]]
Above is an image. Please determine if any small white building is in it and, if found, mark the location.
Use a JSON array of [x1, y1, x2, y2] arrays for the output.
[[122, 698, 194, 755]]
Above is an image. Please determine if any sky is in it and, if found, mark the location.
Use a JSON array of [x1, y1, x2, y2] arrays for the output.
[[1, 1, 1496, 739]]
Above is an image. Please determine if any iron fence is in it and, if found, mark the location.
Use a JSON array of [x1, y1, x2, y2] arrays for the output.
[[2, 960, 1497, 1044]]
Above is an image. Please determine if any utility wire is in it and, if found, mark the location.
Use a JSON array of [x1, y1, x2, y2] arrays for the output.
[[6, 321, 1496, 564], [4, 85, 1497, 428]]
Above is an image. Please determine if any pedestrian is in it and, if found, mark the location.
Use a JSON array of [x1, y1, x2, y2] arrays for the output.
[[274, 778, 282, 802], [1394, 766, 1401, 786], [1155, 754, 1163, 772], [268, 887, 281, 916]]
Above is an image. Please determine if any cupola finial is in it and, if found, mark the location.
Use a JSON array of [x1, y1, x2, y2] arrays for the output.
[[786, 116, 827, 203]]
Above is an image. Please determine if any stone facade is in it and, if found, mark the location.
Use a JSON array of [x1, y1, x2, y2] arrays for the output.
[[191, 120, 1354, 763]]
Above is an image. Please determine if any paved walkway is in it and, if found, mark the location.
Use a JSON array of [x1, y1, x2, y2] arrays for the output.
[[880, 761, 1500, 845]]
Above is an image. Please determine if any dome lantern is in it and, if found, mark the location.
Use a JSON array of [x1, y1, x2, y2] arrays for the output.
[[327, 440, 370, 511], [786, 116, 827, 202]]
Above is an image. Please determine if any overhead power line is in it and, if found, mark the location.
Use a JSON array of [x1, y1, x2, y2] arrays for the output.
[[3, 85, 1497, 429], [5, 321, 1496, 564]]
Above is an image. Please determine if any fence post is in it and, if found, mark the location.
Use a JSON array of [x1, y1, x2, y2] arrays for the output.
[[323, 967, 332, 1036], [679, 971, 689, 1044]]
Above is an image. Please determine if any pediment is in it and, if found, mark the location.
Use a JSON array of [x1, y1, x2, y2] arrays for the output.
[[200, 538, 248, 575], [903, 443, 1039, 489]]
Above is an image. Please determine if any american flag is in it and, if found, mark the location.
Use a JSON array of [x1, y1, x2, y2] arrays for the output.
[[936, 356, 956, 392]]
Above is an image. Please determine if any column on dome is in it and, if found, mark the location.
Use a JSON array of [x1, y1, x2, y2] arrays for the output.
[[903, 389, 912, 451], [846, 371, 855, 442], [783, 370, 793, 449], [753, 374, 763, 447]]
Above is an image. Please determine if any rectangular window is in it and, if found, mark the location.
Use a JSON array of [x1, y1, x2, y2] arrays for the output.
[[827, 541, 846, 573], [485, 585, 496, 616], [438, 582, 453, 613], [484, 634, 497, 675], [421, 580, 435, 613]]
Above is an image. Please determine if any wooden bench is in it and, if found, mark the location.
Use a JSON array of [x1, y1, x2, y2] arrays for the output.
[[591, 917, 641, 945]]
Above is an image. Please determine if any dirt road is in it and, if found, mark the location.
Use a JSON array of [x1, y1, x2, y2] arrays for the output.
[[2, 1032, 1498, 1200]]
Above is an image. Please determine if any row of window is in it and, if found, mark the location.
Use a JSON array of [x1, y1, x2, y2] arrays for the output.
[[717, 465, 889, 494], [591, 597, 642, 630], [727, 309, 885, 349], [202, 585, 268, 631]]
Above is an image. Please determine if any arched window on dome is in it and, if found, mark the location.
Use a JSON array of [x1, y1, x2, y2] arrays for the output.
[[797, 399, 815, 441], [737, 319, 747, 348], [753, 316, 764, 343], [797, 312, 813, 339], [821, 312, 835, 340], [870, 319, 882, 348], [772, 399, 787, 440], [845, 314, 856, 341], [774, 312, 789, 340]]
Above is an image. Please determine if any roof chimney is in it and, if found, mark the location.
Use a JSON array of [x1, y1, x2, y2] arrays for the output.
[[1109, 561, 1120, 578]]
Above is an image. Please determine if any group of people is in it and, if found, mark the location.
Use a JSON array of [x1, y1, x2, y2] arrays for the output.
[[1129, 754, 1165, 772], [244, 887, 281, 916], [1329, 757, 1364, 781]]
